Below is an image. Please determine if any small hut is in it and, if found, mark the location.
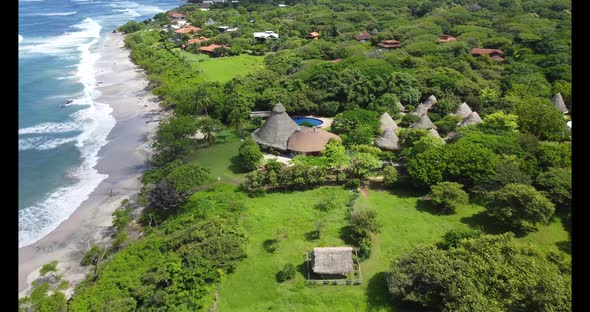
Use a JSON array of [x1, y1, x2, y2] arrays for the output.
[[411, 114, 437, 130], [287, 127, 340, 155], [423, 95, 437, 109], [412, 103, 429, 116], [458, 112, 483, 127], [452, 102, 473, 118], [251, 103, 300, 150], [309, 32, 320, 40], [375, 128, 400, 151], [396, 101, 405, 112], [353, 31, 372, 41], [379, 112, 398, 131], [311, 247, 354, 277], [551, 93, 568, 114]]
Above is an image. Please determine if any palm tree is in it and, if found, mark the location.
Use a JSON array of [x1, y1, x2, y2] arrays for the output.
[[197, 116, 222, 146], [193, 88, 211, 116]]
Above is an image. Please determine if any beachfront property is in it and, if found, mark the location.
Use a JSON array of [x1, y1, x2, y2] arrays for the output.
[[251, 103, 340, 155], [471, 48, 505, 61], [254, 31, 279, 40]]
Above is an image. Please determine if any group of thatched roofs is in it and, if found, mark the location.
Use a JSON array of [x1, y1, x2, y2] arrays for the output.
[[375, 95, 481, 151]]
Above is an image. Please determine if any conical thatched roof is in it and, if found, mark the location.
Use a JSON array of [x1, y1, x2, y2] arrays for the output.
[[423, 95, 437, 109], [396, 101, 405, 112], [287, 127, 341, 153], [312, 247, 354, 275], [375, 128, 400, 150], [452, 102, 473, 118], [411, 114, 437, 129], [458, 112, 482, 127], [551, 93, 568, 114], [428, 128, 442, 139], [412, 103, 429, 116], [251, 103, 299, 150], [379, 112, 398, 131]]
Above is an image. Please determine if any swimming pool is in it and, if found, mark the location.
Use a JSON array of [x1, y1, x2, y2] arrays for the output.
[[292, 116, 324, 127]]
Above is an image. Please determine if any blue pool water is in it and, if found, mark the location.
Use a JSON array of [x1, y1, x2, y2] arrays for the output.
[[292, 117, 324, 127]]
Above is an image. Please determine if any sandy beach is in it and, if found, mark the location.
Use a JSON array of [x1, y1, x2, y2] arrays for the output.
[[18, 32, 162, 297]]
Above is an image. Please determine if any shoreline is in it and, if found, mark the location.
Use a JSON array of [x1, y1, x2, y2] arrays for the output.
[[18, 32, 162, 297]]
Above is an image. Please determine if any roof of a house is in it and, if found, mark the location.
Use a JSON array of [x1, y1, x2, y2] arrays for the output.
[[353, 31, 372, 41], [411, 114, 437, 130], [309, 32, 320, 38], [458, 112, 483, 127], [471, 48, 504, 55], [489, 55, 504, 61], [377, 39, 401, 48], [175, 25, 202, 34], [412, 103, 429, 116], [379, 112, 398, 131], [375, 128, 400, 151], [437, 35, 457, 42], [551, 93, 568, 113], [452, 102, 473, 119], [251, 103, 300, 150], [254, 31, 279, 39], [287, 127, 341, 153], [423, 95, 437, 109], [187, 36, 209, 45], [168, 12, 185, 18], [312, 247, 354, 275], [198, 44, 230, 53]]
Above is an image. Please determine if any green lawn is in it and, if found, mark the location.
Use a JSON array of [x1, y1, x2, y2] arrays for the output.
[[217, 186, 569, 311], [180, 52, 265, 83], [184, 129, 247, 185]]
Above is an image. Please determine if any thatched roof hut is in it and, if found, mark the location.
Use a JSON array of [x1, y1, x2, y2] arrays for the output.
[[551, 93, 568, 114], [312, 247, 354, 275], [412, 103, 429, 116], [411, 114, 437, 130], [251, 103, 300, 150], [423, 95, 437, 109], [452, 102, 473, 118], [379, 112, 398, 131], [428, 128, 442, 139], [287, 127, 340, 153], [375, 128, 400, 150], [396, 101, 405, 112], [457, 112, 482, 127]]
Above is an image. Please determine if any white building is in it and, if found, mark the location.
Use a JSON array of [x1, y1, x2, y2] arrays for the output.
[[253, 31, 279, 39]]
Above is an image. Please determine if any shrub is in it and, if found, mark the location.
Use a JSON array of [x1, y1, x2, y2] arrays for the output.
[[277, 264, 297, 282], [39, 261, 58, 277], [346, 178, 361, 189], [382, 166, 399, 188], [238, 138, 263, 172], [429, 182, 469, 214]]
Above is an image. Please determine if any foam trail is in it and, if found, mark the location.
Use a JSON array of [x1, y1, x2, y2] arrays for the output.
[[28, 11, 78, 16], [19, 122, 84, 135], [18, 18, 101, 56]]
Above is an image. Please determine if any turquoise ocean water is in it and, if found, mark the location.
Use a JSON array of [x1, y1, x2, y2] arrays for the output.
[[18, 0, 180, 247]]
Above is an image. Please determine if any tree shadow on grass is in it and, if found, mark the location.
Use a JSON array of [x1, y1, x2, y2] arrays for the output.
[[460, 211, 516, 236], [262, 239, 278, 253], [365, 272, 394, 312], [385, 185, 429, 199], [414, 198, 451, 216], [297, 261, 308, 280], [228, 155, 246, 174]]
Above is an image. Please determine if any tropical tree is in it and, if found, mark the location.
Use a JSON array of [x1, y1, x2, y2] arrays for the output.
[[196, 116, 223, 145]]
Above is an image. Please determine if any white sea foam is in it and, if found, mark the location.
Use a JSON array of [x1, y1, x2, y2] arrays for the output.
[[28, 11, 78, 16], [19, 122, 84, 135], [109, 1, 163, 17], [18, 18, 101, 56], [19, 17, 118, 248]]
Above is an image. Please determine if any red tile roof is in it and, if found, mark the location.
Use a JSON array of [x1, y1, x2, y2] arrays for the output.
[[353, 31, 372, 41], [175, 25, 202, 34], [168, 12, 185, 19], [471, 48, 504, 56], [437, 35, 457, 43], [377, 39, 401, 48], [198, 44, 230, 53], [309, 32, 319, 38], [187, 36, 209, 45]]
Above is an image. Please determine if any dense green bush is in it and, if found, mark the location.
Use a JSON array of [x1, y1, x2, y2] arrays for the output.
[[238, 138, 263, 172], [277, 264, 296, 282], [429, 182, 469, 214]]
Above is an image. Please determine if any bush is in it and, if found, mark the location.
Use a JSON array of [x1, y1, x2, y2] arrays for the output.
[[39, 261, 58, 277], [358, 238, 372, 261], [118, 21, 143, 33], [346, 178, 361, 189], [429, 182, 469, 214], [399, 114, 419, 127], [277, 264, 296, 282], [382, 166, 399, 188], [437, 228, 483, 250], [238, 138, 264, 172]]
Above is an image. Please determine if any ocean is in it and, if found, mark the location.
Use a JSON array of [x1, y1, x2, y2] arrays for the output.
[[18, 0, 181, 248]]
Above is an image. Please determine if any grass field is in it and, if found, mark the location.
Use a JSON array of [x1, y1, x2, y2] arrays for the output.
[[184, 129, 247, 185], [214, 185, 569, 312], [180, 52, 265, 83]]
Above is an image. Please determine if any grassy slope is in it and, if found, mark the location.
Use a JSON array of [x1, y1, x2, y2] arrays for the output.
[[183, 129, 247, 185], [215, 186, 568, 312], [180, 52, 265, 83]]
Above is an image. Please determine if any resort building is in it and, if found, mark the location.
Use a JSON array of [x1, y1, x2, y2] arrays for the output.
[[175, 25, 202, 34], [375, 128, 400, 151], [254, 31, 279, 40], [410, 114, 437, 130], [551, 93, 568, 114], [251, 103, 340, 155], [471, 48, 504, 61], [309, 32, 320, 40], [457, 112, 483, 127], [353, 31, 372, 41], [437, 35, 457, 43], [422, 95, 437, 109], [198, 44, 230, 55], [187, 36, 209, 45], [379, 112, 398, 132], [377, 39, 401, 49], [310, 247, 354, 277], [412, 103, 429, 116], [168, 12, 185, 20], [451, 102, 473, 119]]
